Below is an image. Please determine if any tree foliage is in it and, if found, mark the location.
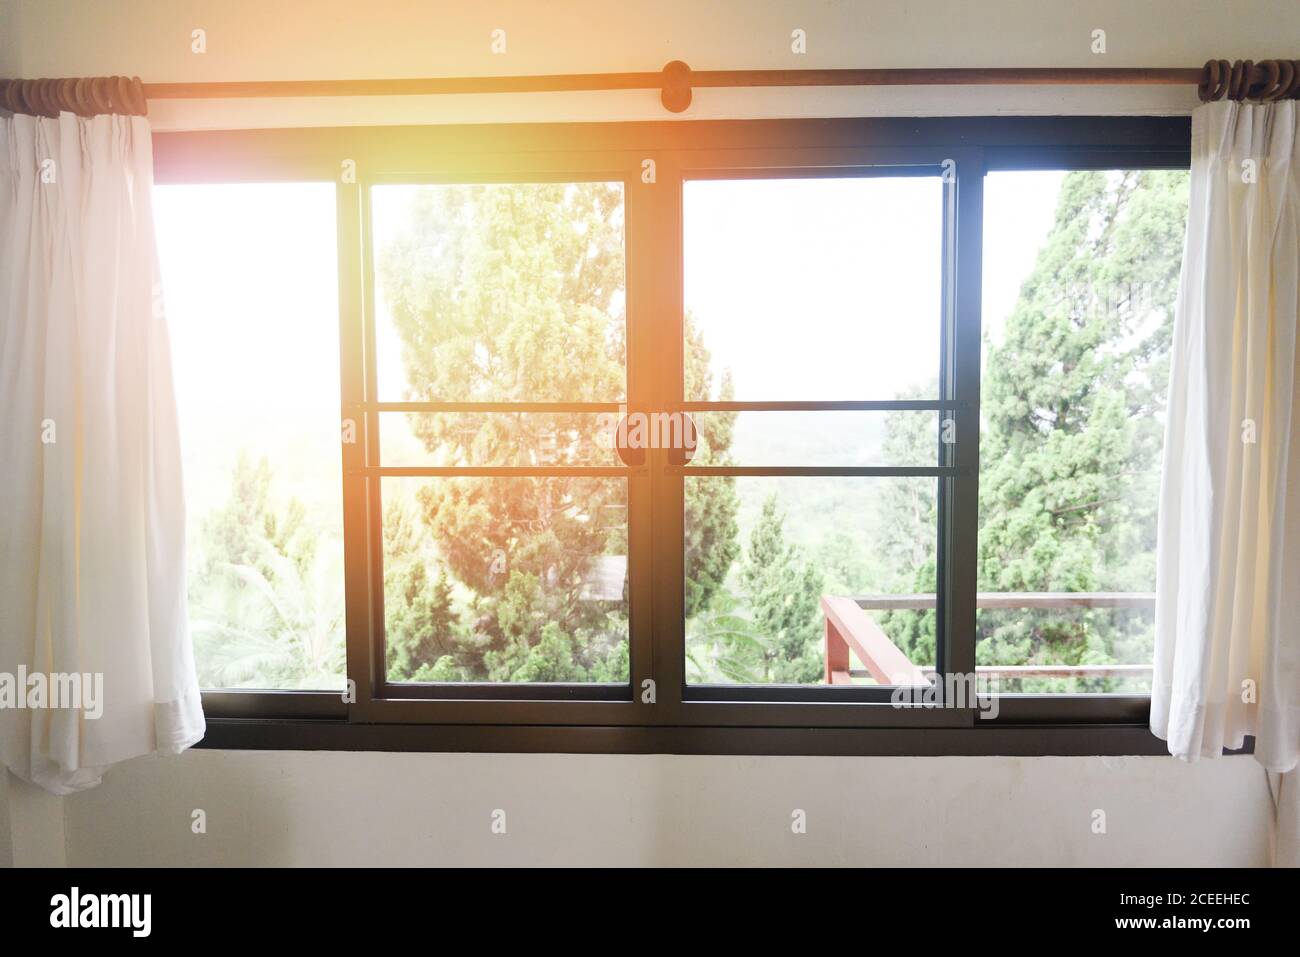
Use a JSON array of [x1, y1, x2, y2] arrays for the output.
[[377, 183, 739, 682], [976, 170, 1187, 684]]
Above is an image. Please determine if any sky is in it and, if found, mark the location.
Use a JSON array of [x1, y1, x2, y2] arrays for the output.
[[153, 182, 342, 522]]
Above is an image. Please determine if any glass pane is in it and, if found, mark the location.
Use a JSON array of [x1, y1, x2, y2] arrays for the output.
[[156, 183, 346, 690], [978, 169, 1190, 693], [371, 182, 626, 402], [379, 411, 621, 467], [690, 410, 940, 467], [683, 175, 942, 402], [383, 477, 629, 684], [685, 476, 937, 685]]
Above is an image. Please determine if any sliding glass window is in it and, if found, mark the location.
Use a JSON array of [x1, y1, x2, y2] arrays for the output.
[[150, 117, 1193, 747], [979, 167, 1189, 698], [680, 171, 949, 697], [155, 182, 346, 692]]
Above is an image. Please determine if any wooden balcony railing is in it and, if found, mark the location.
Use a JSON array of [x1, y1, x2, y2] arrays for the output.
[[821, 592, 1156, 686]]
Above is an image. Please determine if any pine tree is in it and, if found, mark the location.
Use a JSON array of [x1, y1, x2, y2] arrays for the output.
[[977, 170, 1188, 684], [738, 495, 825, 683], [378, 183, 741, 680]]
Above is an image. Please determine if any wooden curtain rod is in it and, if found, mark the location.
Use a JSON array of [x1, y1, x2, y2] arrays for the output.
[[3, 59, 1299, 118]]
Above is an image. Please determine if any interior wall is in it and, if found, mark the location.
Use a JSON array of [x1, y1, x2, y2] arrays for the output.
[[1, 771, 67, 868], [3, 1, 1299, 129], [4, 1, 1296, 866], [0, 772, 11, 868], [63, 750, 1270, 866]]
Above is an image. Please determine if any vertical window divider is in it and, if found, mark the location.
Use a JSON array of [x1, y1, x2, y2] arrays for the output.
[[625, 157, 665, 717], [647, 152, 687, 718], [942, 147, 984, 724], [359, 174, 392, 713], [339, 175, 376, 721]]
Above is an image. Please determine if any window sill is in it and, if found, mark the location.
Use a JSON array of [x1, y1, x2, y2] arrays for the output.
[[192, 715, 1255, 758]]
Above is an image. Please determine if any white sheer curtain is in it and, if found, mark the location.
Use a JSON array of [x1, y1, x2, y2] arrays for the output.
[[1153, 99, 1298, 863], [0, 112, 205, 795]]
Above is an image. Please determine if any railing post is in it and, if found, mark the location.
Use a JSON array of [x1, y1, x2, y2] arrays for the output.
[[824, 615, 850, 684]]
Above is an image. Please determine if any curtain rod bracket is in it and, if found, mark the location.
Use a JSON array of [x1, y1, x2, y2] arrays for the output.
[[661, 60, 692, 113]]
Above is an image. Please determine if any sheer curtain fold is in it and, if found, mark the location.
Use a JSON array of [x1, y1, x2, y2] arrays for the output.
[[0, 112, 204, 796]]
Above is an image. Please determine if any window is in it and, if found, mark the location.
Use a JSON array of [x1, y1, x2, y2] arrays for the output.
[[369, 182, 630, 690], [156, 182, 346, 692], [681, 173, 945, 689], [153, 117, 1194, 751], [979, 169, 1189, 695]]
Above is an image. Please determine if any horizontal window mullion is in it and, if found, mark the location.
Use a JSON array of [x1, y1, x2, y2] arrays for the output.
[[377, 681, 629, 702], [682, 162, 946, 182], [364, 401, 628, 413], [364, 168, 638, 186], [684, 684, 901, 704], [359, 466, 632, 477], [202, 690, 348, 720], [990, 695, 1152, 725], [680, 465, 958, 477], [678, 399, 964, 412]]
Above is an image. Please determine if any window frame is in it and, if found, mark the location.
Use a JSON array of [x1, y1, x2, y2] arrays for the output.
[[154, 115, 1219, 755]]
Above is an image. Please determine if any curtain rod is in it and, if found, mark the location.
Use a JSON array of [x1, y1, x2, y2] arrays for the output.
[[3, 59, 1298, 118]]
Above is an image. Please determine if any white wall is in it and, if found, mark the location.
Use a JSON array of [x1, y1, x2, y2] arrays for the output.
[[1, 771, 67, 867], [0, 771, 10, 868], [5, 0, 1296, 866], [60, 750, 1269, 866]]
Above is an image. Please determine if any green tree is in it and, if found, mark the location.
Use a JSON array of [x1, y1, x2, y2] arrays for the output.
[[977, 169, 1188, 686], [383, 495, 463, 681], [378, 183, 740, 681], [190, 453, 345, 688], [684, 318, 740, 619], [735, 495, 825, 683], [871, 387, 940, 668]]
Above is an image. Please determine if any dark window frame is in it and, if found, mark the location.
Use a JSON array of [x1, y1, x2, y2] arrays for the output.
[[153, 115, 1222, 755]]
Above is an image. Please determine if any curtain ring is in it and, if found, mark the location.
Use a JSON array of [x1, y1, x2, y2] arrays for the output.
[[48, 77, 68, 116], [1197, 59, 1218, 101], [6, 80, 27, 115], [25, 78, 46, 117], [17, 80, 54, 117], [128, 76, 148, 115], [113, 76, 130, 114], [1227, 60, 1247, 100], [36, 78, 60, 117], [1247, 60, 1275, 101], [104, 75, 122, 114], [95, 75, 113, 114], [71, 77, 93, 116], [1261, 60, 1288, 101], [89, 76, 113, 114], [1286, 60, 1300, 100], [122, 76, 142, 115], [14, 79, 36, 116], [56, 78, 79, 115], [1199, 59, 1230, 102]]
